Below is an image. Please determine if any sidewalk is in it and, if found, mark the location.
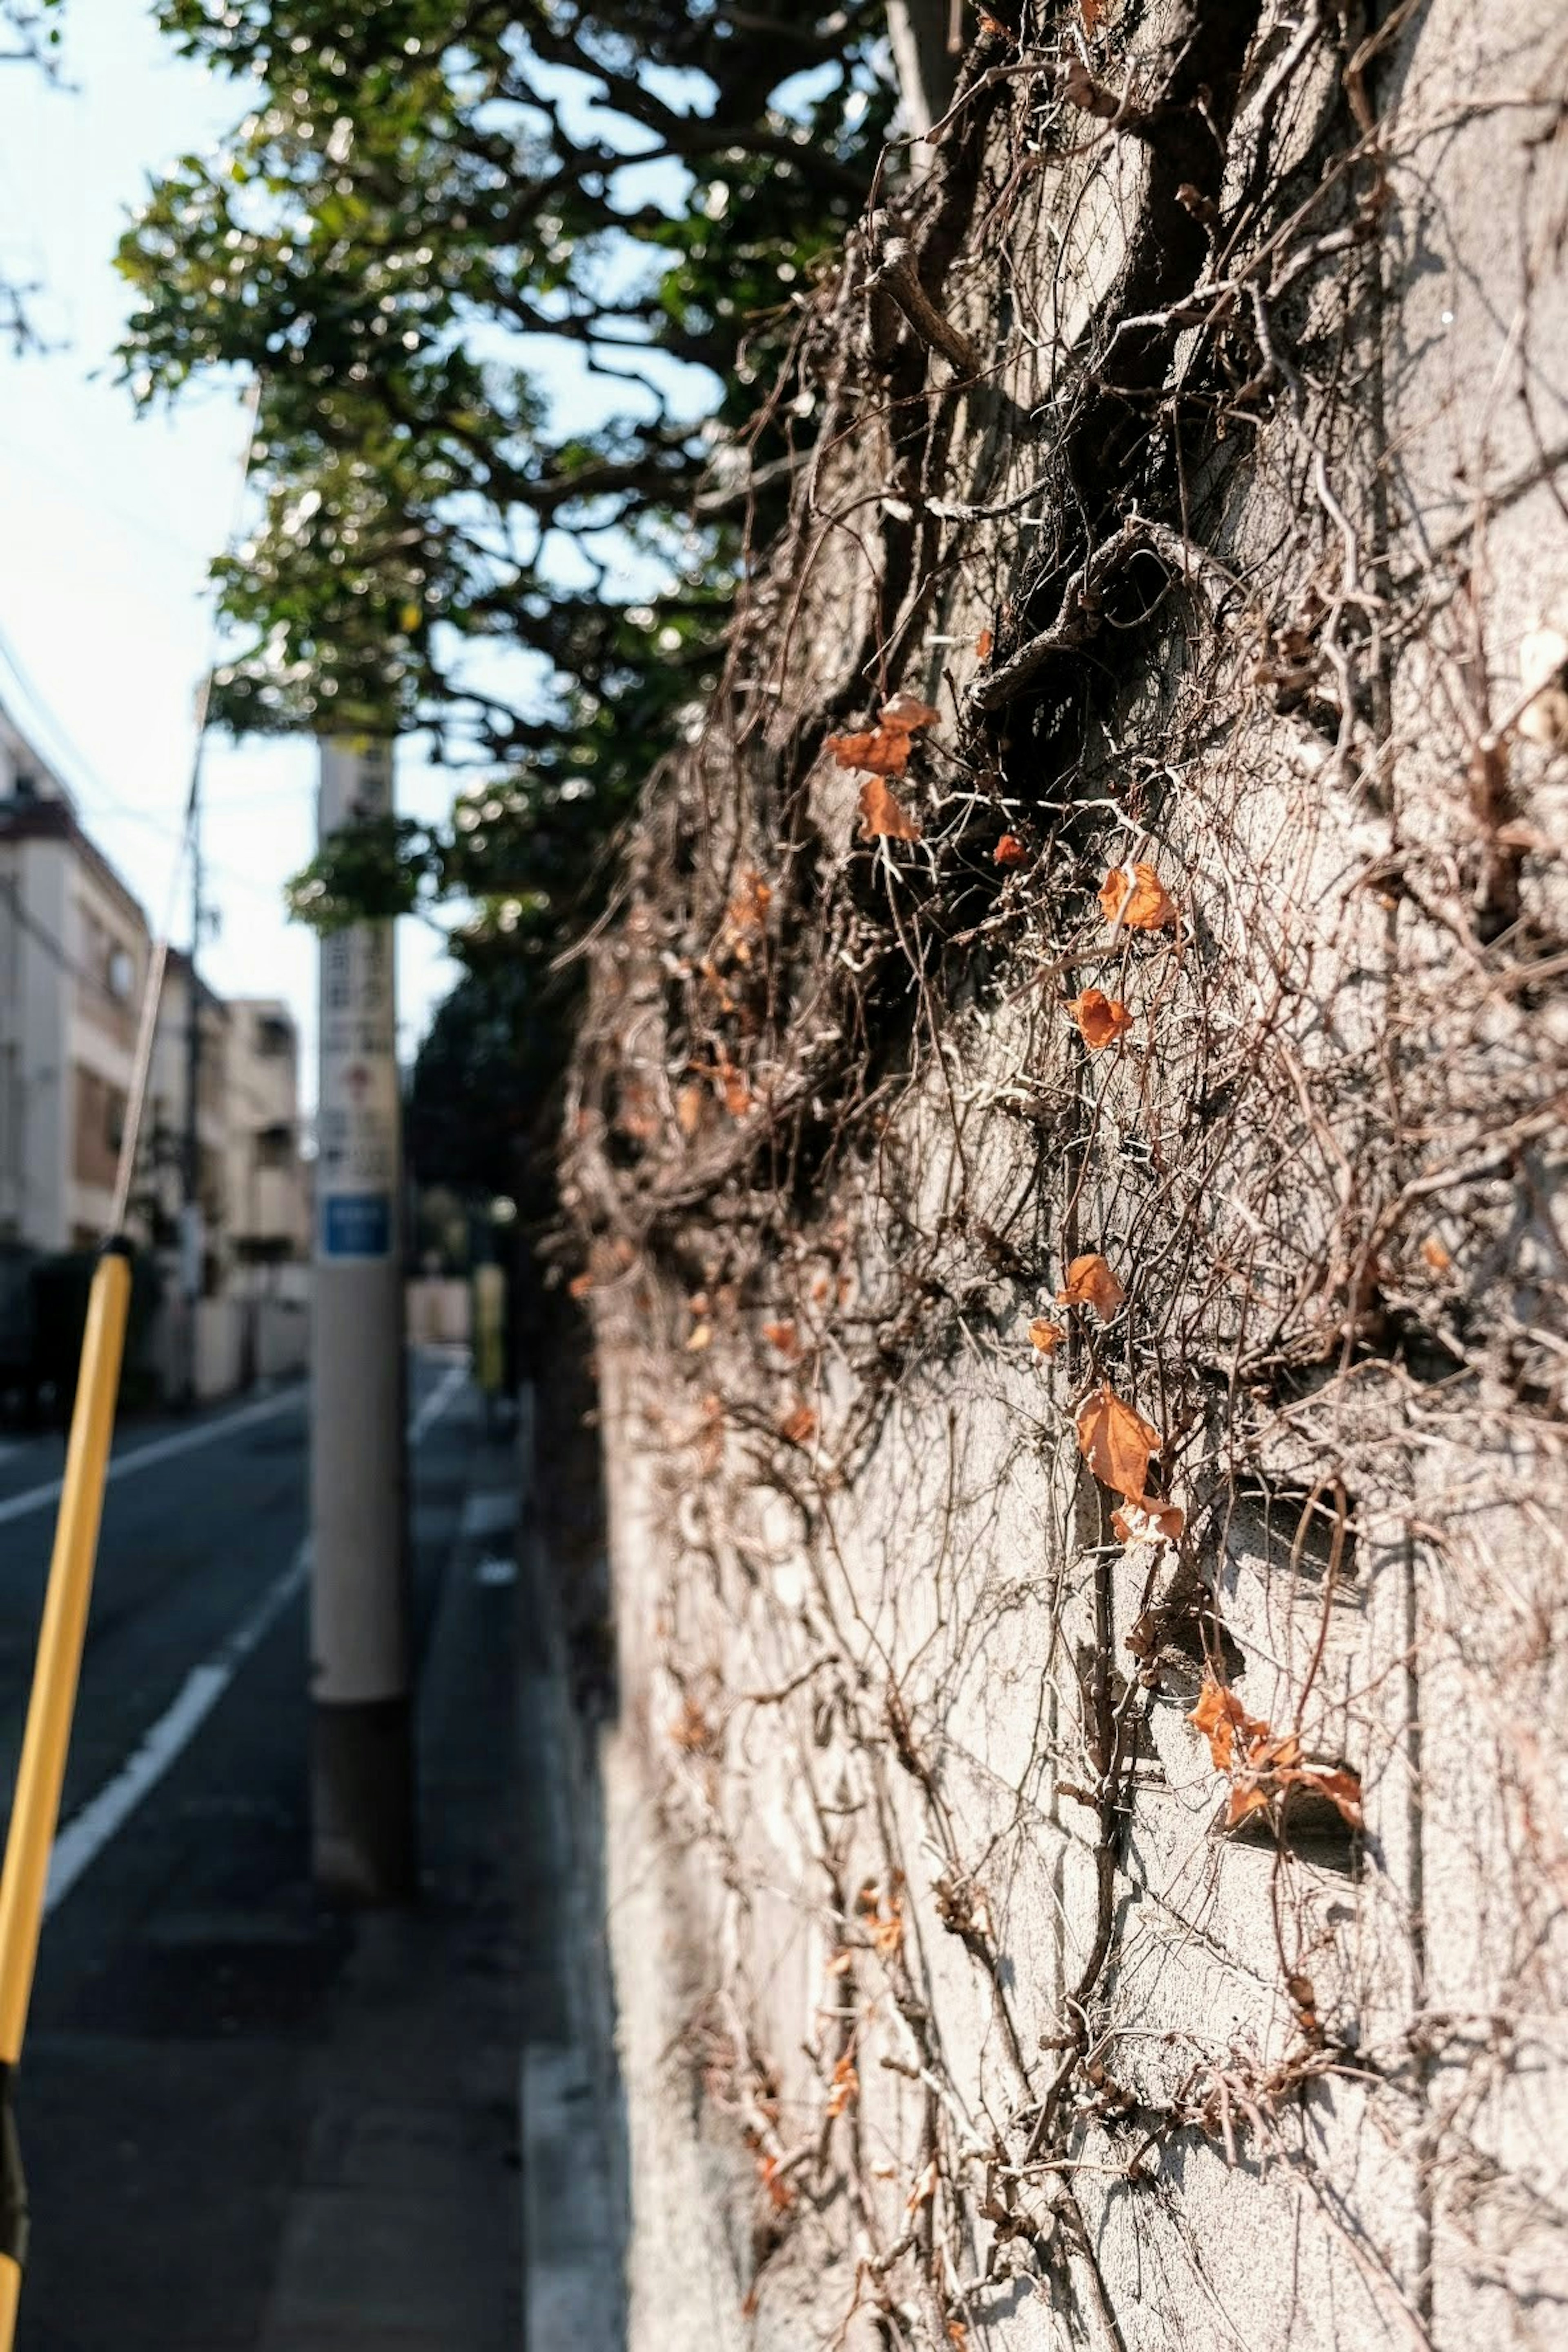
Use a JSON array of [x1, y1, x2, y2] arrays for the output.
[[252, 1411, 624, 2350]]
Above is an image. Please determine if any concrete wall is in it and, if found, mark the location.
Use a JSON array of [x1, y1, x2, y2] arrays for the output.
[[576, 5, 1568, 2348]]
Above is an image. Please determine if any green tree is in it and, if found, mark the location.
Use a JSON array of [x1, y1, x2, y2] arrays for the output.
[[118, 2, 889, 784], [0, 0, 64, 349], [120, 0, 897, 1212]]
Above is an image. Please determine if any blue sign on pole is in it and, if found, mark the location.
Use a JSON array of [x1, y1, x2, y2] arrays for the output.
[[321, 1192, 392, 1261]]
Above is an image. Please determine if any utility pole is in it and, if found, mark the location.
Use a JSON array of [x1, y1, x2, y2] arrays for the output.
[[180, 736, 206, 1396], [310, 735, 414, 1900]]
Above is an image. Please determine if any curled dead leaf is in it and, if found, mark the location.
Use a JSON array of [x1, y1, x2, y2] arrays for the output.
[[1190, 1670, 1364, 1831], [1099, 860, 1177, 930], [757, 2152, 795, 2212], [906, 2156, 938, 2214], [858, 775, 922, 842], [1111, 1498, 1185, 1546], [1061, 54, 1118, 116], [762, 1319, 800, 1358], [1028, 1316, 1066, 1355], [778, 1401, 817, 1447], [859, 1878, 905, 1958], [1057, 1251, 1125, 1319], [670, 1697, 715, 1754], [1076, 1381, 1161, 1504], [826, 692, 940, 778], [567, 1270, 594, 1301], [976, 625, 994, 661], [675, 1082, 707, 1138], [826, 2054, 860, 2120], [993, 832, 1027, 865], [686, 1321, 713, 1353], [1420, 1235, 1452, 1272], [1067, 987, 1134, 1049], [1188, 1672, 1267, 1773]]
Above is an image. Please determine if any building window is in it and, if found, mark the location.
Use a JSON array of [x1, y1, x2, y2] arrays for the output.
[[107, 945, 135, 1002], [255, 1123, 293, 1171], [256, 1014, 292, 1058]]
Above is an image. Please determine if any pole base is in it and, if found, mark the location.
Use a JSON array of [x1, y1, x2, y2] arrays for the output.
[[311, 1697, 417, 1902]]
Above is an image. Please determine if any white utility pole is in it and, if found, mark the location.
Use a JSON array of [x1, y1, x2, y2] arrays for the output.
[[310, 735, 414, 1899]]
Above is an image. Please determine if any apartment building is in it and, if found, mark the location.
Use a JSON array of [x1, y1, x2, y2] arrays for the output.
[[146, 946, 233, 1290], [226, 997, 310, 1266], [0, 706, 152, 1250], [0, 693, 311, 1400]]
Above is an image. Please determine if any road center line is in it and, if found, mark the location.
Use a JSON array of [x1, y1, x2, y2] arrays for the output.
[[0, 1382, 304, 1529], [45, 1545, 309, 1916], [41, 1358, 472, 1918]]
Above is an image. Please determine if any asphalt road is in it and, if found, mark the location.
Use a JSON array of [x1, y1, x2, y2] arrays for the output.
[[0, 1351, 487, 2351]]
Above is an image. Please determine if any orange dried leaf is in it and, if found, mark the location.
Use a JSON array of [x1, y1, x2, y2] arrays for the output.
[[862, 1882, 904, 1958], [827, 727, 903, 776], [1028, 1317, 1066, 1356], [1076, 1381, 1162, 1504], [670, 1697, 714, 1754], [567, 1270, 594, 1301], [906, 2156, 938, 2214], [1099, 860, 1177, 930], [686, 1321, 713, 1353], [757, 2153, 795, 2212], [762, 1319, 800, 1359], [826, 693, 939, 779], [881, 690, 940, 730], [1223, 1782, 1273, 1827], [1281, 1763, 1364, 1829], [616, 1078, 659, 1139], [826, 2054, 860, 2120], [1080, 0, 1103, 31], [725, 867, 772, 936], [1188, 1672, 1269, 1773], [976, 626, 994, 661], [1057, 1252, 1125, 1319], [1111, 1499, 1185, 1546], [778, 1401, 817, 1447], [675, 1082, 706, 1138], [858, 775, 922, 841], [1067, 988, 1134, 1049], [993, 832, 1027, 865], [1420, 1235, 1452, 1272]]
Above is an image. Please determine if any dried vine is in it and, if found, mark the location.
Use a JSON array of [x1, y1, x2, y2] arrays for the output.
[[566, 4, 1568, 2345]]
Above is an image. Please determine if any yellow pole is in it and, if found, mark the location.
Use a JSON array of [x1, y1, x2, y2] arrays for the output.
[[0, 1245, 132, 2348]]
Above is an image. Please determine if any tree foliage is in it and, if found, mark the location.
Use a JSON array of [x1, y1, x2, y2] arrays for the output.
[[121, 2, 898, 1174], [119, 1, 890, 771], [0, 0, 65, 350]]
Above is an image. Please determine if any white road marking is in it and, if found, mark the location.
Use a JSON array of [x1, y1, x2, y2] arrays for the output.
[[40, 1356, 472, 1917], [408, 1354, 469, 1447], [0, 1383, 304, 1530], [45, 1544, 309, 1916]]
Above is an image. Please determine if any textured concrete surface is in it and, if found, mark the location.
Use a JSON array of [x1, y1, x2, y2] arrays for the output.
[[583, 2, 1568, 2345]]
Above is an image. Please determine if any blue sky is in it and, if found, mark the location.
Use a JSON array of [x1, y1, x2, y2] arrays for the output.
[[0, 0, 470, 1106]]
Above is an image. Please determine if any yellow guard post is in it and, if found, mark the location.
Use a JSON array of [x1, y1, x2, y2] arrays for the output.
[[0, 1243, 133, 2347]]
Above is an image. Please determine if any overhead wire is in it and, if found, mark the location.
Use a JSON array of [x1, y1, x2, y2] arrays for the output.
[[110, 375, 263, 1232]]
